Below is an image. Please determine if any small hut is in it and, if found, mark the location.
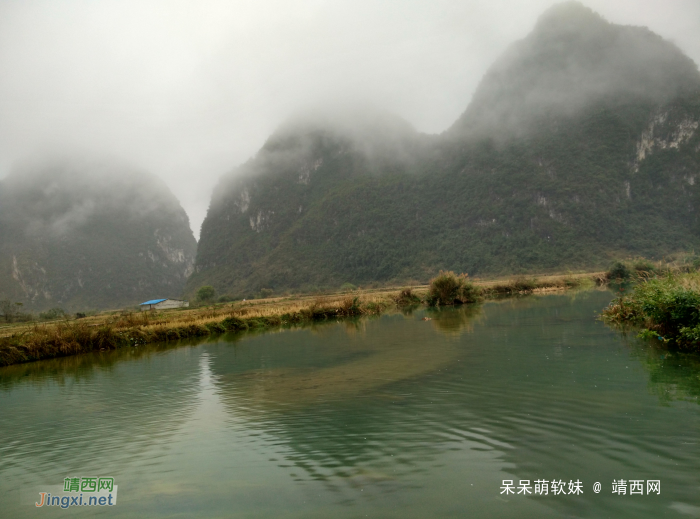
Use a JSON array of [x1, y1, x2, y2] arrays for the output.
[[139, 298, 189, 311]]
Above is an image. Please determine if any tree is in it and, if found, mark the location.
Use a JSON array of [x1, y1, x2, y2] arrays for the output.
[[39, 307, 67, 320], [0, 300, 13, 322], [196, 285, 216, 302], [0, 300, 23, 322]]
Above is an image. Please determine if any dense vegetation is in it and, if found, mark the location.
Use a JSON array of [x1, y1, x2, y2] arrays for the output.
[[426, 271, 481, 306], [190, 2, 700, 299], [603, 270, 700, 350], [0, 158, 197, 311]]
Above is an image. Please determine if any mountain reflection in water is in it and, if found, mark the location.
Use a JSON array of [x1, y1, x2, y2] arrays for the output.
[[1, 290, 700, 518]]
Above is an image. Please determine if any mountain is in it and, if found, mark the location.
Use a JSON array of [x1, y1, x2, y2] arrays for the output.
[[450, 2, 699, 139], [189, 2, 700, 299], [0, 158, 197, 311]]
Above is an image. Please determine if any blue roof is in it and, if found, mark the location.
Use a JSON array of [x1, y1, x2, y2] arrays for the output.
[[140, 299, 168, 305]]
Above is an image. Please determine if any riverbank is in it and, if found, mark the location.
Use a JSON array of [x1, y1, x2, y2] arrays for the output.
[[602, 270, 700, 349], [0, 271, 602, 367]]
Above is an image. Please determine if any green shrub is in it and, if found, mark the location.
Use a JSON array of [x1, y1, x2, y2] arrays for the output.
[[246, 318, 268, 328], [460, 281, 482, 303], [340, 282, 357, 292], [264, 315, 282, 326], [603, 272, 700, 348], [185, 324, 210, 337], [606, 261, 632, 281], [636, 279, 700, 337], [196, 285, 216, 302], [165, 329, 181, 341], [394, 288, 421, 306], [206, 322, 227, 334], [221, 316, 248, 331], [427, 271, 481, 306], [678, 325, 700, 344]]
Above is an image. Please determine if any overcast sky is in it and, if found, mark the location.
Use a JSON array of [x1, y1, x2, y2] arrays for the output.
[[1, 0, 699, 239]]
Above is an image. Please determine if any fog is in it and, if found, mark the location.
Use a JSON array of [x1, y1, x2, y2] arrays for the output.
[[452, 3, 700, 139], [1, 0, 699, 239], [1, 156, 187, 237]]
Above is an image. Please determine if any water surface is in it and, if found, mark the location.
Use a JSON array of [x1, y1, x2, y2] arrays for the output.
[[1, 290, 699, 518]]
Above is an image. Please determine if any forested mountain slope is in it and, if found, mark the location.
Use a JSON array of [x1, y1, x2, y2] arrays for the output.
[[0, 159, 197, 311], [190, 2, 700, 298]]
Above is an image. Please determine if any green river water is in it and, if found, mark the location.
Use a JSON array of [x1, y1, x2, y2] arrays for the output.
[[1, 289, 699, 518]]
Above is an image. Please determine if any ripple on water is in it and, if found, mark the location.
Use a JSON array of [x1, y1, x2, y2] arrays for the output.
[[0, 291, 699, 518]]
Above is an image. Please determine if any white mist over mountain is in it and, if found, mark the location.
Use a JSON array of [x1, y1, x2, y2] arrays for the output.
[[1, 0, 698, 239]]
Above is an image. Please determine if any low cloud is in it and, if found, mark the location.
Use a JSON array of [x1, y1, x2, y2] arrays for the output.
[[0, 1, 698, 237]]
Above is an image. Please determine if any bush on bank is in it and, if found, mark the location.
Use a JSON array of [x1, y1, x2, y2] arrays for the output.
[[602, 271, 700, 349], [426, 271, 482, 306]]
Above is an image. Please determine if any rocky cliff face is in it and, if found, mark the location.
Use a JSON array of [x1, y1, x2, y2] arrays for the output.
[[190, 2, 700, 298], [0, 158, 197, 311]]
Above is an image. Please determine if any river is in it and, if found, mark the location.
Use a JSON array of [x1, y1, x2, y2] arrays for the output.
[[1, 289, 699, 517]]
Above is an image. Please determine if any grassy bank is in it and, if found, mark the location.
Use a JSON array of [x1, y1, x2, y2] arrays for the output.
[[0, 271, 601, 367], [602, 270, 700, 350]]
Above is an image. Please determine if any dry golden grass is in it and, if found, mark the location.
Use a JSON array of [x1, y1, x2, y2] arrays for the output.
[[675, 271, 700, 291], [0, 273, 599, 339], [0, 270, 603, 367]]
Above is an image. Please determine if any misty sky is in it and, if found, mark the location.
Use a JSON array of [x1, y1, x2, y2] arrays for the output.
[[1, 0, 699, 239]]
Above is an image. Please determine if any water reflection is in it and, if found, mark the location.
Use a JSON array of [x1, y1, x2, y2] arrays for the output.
[[206, 292, 700, 517], [629, 341, 700, 405], [0, 341, 206, 503], [0, 333, 235, 390], [210, 312, 469, 408], [600, 300, 700, 407], [425, 303, 483, 335], [1, 291, 700, 519], [206, 310, 491, 508]]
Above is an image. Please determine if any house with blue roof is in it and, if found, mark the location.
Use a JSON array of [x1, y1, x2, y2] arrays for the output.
[[139, 298, 189, 311]]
